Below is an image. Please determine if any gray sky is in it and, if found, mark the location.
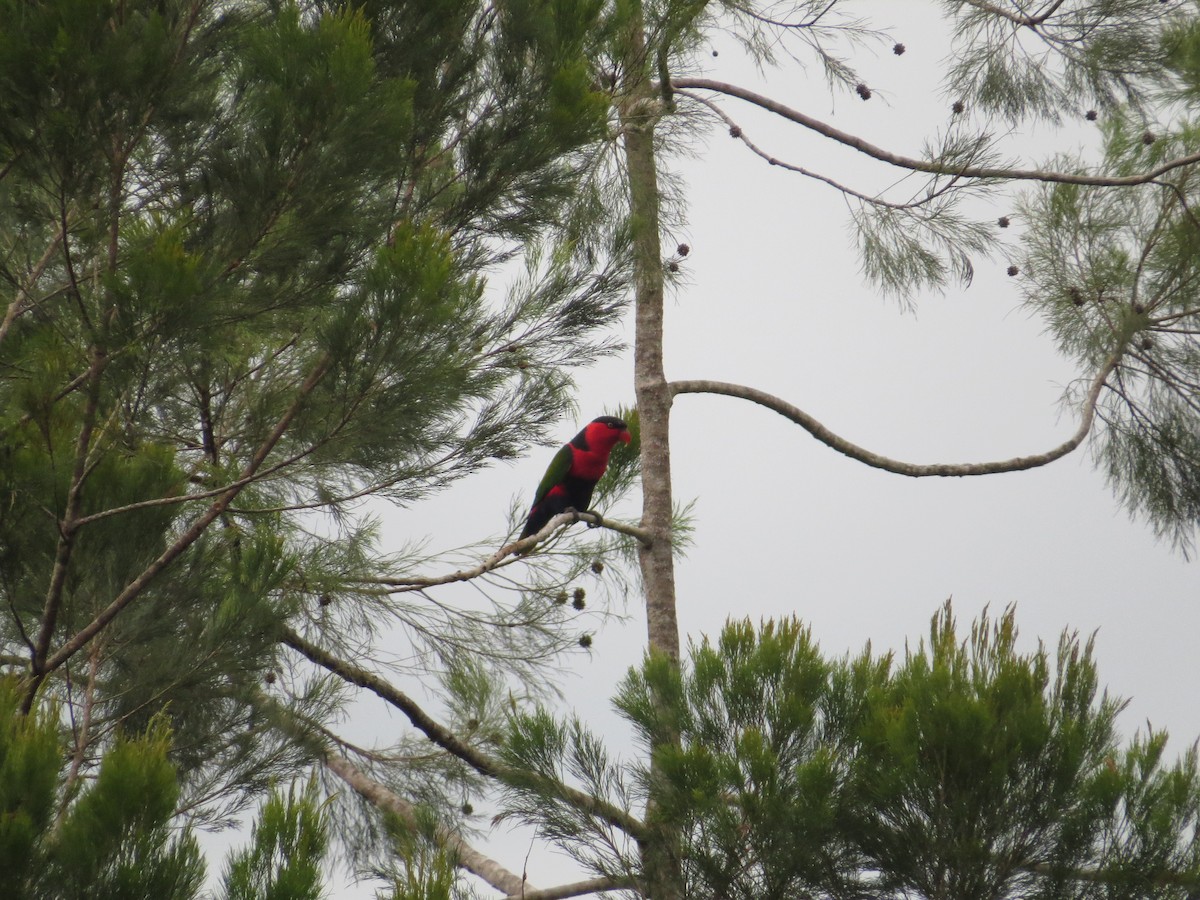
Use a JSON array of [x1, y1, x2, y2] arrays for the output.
[[267, 3, 1200, 896]]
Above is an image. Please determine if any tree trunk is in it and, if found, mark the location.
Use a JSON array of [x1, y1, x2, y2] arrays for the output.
[[619, 8, 684, 898], [620, 33, 681, 666]]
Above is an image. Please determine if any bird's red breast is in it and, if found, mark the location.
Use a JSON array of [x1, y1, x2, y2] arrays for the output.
[[569, 420, 631, 480]]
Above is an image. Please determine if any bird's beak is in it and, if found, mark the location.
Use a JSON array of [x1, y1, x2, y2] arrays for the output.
[[619, 430, 632, 444]]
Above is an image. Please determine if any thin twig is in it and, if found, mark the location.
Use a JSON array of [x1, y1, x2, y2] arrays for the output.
[[55, 637, 103, 830], [676, 89, 964, 212], [26, 347, 110, 710]]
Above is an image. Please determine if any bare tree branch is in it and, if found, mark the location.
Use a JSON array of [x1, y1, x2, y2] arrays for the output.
[[509, 875, 633, 900], [308, 718, 635, 899], [280, 627, 648, 841], [494, 511, 651, 565], [282, 625, 498, 771], [324, 754, 534, 897], [670, 351, 1122, 477], [670, 78, 1200, 186], [271, 696, 633, 899], [261, 694, 552, 897], [364, 511, 651, 595]]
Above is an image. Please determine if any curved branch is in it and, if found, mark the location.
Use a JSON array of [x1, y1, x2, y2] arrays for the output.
[[670, 353, 1121, 478], [280, 627, 647, 841], [670, 78, 1200, 187]]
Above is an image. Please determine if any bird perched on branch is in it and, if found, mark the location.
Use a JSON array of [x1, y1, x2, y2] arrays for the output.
[[519, 416, 632, 541]]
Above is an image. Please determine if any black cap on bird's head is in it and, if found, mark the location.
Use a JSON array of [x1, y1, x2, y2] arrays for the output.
[[591, 415, 628, 431], [576, 415, 632, 449]]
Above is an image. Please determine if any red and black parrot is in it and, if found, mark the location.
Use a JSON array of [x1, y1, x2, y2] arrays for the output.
[[519, 416, 632, 541]]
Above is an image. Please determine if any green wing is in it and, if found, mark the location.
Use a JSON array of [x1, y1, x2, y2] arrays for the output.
[[531, 444, 574, 507]]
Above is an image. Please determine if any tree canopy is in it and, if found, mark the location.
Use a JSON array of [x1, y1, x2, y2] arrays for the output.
[[0, 0, 626, 832], [4, 1, 1200, 899], [502, 606, 1200, 899]]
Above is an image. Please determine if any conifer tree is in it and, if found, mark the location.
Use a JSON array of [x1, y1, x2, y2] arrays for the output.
[[9, 1, 1200, 897], [0, 0, 627, 848], [603, 3, 1200, 893], [306, 1, 1200, 896], [0, 676, 330, 900], [500, 606, 1200, 899]]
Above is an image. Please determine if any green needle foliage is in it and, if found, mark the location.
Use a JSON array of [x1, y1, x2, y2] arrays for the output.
[[379, 811, 457, 900], [943, 0, 1176, 123], [1, 676, 205, 899], [0, 0, 629, 844], [0, 676, 332, 900], [500, 605, 1200, 899], [0, 679, 63, 893], [221, 780, 328, 900], [9, 0, 1200, 893], [1019, 23, 1200, 552], [46, 726, 204, 900]]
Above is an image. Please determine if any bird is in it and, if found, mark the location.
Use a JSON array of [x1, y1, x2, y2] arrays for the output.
[[519, 416, 632, 541]]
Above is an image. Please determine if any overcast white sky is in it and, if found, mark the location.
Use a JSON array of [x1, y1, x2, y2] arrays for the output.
[[234, 3, 1200, 897]]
